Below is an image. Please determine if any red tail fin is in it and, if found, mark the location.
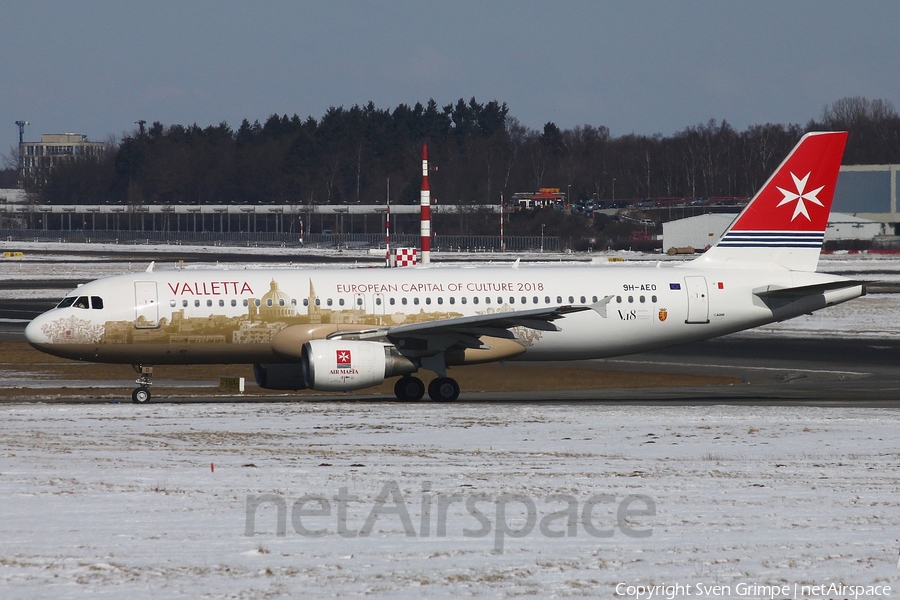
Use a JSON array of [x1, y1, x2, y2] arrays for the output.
[[695, 131, 848, 271]]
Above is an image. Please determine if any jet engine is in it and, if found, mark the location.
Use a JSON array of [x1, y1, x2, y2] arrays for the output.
[[300, 339, 416, 391], [253, 363, 308, 391]]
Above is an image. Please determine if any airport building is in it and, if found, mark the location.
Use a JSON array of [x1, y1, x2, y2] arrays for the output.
[[18, 133, 106, 188]]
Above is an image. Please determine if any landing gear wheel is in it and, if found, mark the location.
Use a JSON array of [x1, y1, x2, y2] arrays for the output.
[[132, 387, 151, 404], [427, 377, 460, 402], [394, 376, 425, 402], [131, 364, 154, 404]]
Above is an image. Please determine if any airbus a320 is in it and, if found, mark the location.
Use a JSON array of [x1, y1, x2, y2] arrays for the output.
[[25, 132, 863, 403]]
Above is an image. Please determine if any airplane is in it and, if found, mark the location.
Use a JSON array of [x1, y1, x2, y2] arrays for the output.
[[24, 131, 864, 403]]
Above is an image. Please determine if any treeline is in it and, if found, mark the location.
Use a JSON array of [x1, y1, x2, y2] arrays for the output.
[[36, 96, 900, 209]]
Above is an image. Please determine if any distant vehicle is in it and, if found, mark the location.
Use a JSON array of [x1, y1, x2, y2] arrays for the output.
[[26, 133, 863, 404]]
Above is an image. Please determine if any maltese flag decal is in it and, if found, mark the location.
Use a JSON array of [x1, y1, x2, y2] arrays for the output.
[[336, 350, 352, 368], [717, 131, 847, 248]]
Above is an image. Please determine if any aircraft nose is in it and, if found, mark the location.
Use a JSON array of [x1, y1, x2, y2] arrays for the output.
[[24, 314, 51, 347]]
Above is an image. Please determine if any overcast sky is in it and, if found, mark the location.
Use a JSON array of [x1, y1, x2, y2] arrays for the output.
[[2, 1, 898, 152]]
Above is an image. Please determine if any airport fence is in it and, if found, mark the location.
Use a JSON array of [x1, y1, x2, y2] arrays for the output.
[[0, 229, 559, 252]]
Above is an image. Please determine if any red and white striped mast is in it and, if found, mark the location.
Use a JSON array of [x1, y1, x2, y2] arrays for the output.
[[420, 143, 431, 265], [385, 178, 391, 267]]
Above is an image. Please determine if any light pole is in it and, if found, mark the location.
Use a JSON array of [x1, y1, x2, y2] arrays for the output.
[[612, 178, 616, 202], [541, 223, 545, 253], [567, 184, 571, 209]]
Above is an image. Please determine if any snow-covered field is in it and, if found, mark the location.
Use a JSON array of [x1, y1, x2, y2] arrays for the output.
[[2, 244, 899, 597], [1, 402, 898, 599]]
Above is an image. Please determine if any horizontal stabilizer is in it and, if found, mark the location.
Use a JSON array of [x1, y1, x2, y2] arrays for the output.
[[753, 280, 867, 299]]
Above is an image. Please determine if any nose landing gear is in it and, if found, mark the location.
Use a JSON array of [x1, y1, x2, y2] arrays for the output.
[[132, 364, 153, 403]]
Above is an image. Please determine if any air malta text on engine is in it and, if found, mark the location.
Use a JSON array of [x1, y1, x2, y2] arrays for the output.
[[167, 281, 255, 295]]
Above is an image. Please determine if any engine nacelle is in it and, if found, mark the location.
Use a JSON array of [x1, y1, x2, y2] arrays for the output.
[[253, 363, 308, 391], [301, 339, 415, 391]]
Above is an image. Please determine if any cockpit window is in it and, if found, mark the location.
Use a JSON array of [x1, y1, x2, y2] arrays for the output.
[[57, 295, 103, 309]]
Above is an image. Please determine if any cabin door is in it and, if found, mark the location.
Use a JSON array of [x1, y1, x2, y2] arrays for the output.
[[134, 281, 159, 328], [684, 276, 710, 324]]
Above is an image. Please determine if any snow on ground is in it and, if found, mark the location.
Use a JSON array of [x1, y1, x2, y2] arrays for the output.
[[3, 244, 899, 597], [1, 403, 898, 599]]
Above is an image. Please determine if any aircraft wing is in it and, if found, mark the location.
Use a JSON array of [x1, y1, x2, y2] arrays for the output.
[[384, 304, 589, 339], [339, 305, 590, 356]]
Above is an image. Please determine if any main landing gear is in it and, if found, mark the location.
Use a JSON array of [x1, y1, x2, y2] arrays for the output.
[[393, 376, 460, 402], [132, 364, 153, 404]]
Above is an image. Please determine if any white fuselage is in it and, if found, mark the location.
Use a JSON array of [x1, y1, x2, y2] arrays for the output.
[[24, 261, 861, 365]]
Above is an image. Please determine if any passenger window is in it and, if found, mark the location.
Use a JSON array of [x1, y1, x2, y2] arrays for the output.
[[339, 298, 345, 306], [255, 299, 261, 307], [628, 296, 634, 303], [426, 297, 432, 305], [533, 296, 538, 304], [484, 297, 490, 304], [303, 299, 308, 307], [461, 297, 467, 305], [413, 298, 419, 305], [580, 296, 586, 304], [314, 299, 320, 306], [207, 300, 213, 307], [592, 296, 598, 303], [497, 297, 502, 304], [244, 299, 250, 307], [327, 299, 333, 307], [169, 300, 176, 308], [402, 298, 408, 305], [568, 296, 574, 303], [278, 299, 285, 307], [556, 296, 562, 304], [57, 297, 76, 309], [376, 297, 382, 306], [218, 299, 224, 307], [449, 297, 455, 305], [652, 295, 658, 303], [545, 296, 551, 304], [183, 300, 189, 308], [521, 296, 527, 304], [390, 298, 395, 306], [231, 299, 237, 307], [266, 299, 273, 307], [616, 296, 622, 303], [640, 296, 645, 303], [473, 297, 479, 304], [356, 297, 363, 306], [437, 297, 443, 305]]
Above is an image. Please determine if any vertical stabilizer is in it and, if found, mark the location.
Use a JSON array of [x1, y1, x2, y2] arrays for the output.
[[693, 131, 848, 272]]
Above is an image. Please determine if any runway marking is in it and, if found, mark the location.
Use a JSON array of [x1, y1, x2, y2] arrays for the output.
[[604, 359, 870, 377]]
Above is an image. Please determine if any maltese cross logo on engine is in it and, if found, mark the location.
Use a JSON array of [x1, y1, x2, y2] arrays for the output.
[[776, 171, 824, 222]]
